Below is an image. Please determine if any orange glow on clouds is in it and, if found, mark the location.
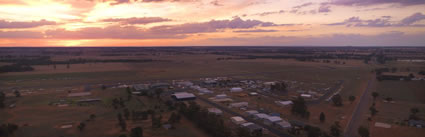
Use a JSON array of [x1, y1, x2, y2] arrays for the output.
[[0, 0, 425, 46]]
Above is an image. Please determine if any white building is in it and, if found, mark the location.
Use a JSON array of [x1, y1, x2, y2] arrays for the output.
[[229, 102, 248, 108], [275, 101, 293, 107], [171, 92, 196, 101], [301, 94, 312, 98], [230, 87, 243, 92], [276, 120, 292, 129], [254, 113, 269, 120], [264, 116, 283, 126], [245, 110, 259, 117], [208, 108, 223, 115], [231, 116, 246, 125]]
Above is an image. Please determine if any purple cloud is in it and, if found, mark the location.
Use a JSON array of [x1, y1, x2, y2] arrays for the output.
[[253, 10, 285, 16], [318, 4, 331, 13], [326, 13, 425, 27], [400, 12, 425, 25], [210, 0, 223, 6], [40, 17, 281, 39], [0, 31, 44, 38], [148, 16, 280, 34], [328, 0, 425, 6], [233, 29, 278, 33], [102, 17, 172, 25], [292, 2, 314, 9], [0, 19, 56, 29]]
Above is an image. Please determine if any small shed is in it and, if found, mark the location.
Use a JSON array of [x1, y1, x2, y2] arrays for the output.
[[215, 94, 228, 99], [300, 94, 312, 98], [374, 122, 391, 128], [249, 92, 258, 96], [208, 108, 223, 115], [254, 113, 270, 120], [68, 92, 91, 97], [264, 116, 283, 125], [275, 101, 293, 106], [229, 102, 248, 108], [230, 87, 243, 92], [241, 122, 254, 127], [245, 110, 259, 117], [276, 120, 292, 129], [171, 92, 196, 101], [231, 116, 246, 125]]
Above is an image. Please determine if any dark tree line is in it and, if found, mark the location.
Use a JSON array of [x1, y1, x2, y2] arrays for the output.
[[0, 123, 19, 137], [291, 96, 310, 118], [177, 102, 233, 137], [0, 64, 34, 73]]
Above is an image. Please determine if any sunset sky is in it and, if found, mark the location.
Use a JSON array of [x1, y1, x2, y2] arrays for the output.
[[0, 0, 425, 47]]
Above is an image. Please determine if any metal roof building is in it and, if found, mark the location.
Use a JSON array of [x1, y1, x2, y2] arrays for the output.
[[171, 92, 196, 101]]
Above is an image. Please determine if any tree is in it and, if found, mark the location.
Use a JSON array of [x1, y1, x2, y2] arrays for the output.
[[306, 126, 322, 137], [127, 87, 132, 101], [410, 107, 420, 120], [0, 91, 5, 108], [358, 126, 369, 137], [411, 108, 419, 115], [330, 121, 341, 137], [119, 119, 127, 131], [130, 127, 143, 137], [154, 88, 163, 99], [349, 96, 356, 104], [124, 108, 130, 120], [168, 112, 180, 124], [14, 90, 20, 97], [101, 85, 107, 90], [332, 94, 343, 106], [77, 122, 86, 131], [369, 106, 378, 116], [319, 112, 325, 123], [371, 92, 379, 100], [291, 96, 309, 118], [0, 123, 19, 137], [90, 114, 96, 120]]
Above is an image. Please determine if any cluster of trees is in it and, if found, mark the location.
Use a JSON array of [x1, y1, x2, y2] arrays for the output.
[[0, 56, 157, 66], [0, 64, 34, 73], [0, 91, 5, 108], [118, 127, 143, 137], [299, 121, 341, 137], [177, 102, 233, 137], [117, 113, 127, 131], [331, 94, 343, 107], [369, 92, 379, 118], [270, 82, 287, 92], [0, 123, 19, 137], [291, 96, 310, 118], [419, 70, 425, 75], [112, 98, 126, 109], [409, 108, 420, 120]]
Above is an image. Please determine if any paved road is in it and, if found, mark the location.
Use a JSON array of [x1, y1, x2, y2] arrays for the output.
[[343, 78, 374, 137], [196, 96, 293, 137]]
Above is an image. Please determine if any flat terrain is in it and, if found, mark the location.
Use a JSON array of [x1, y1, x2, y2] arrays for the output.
[[1, 47, 424, 137]]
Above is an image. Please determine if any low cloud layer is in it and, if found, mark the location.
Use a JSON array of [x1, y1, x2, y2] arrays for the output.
[[2, 17, 280, 39], [328, 0, 425, 6], [102, 17, 172, 25], [326, 12, 425, 27], [0, 19, 56, 29]]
